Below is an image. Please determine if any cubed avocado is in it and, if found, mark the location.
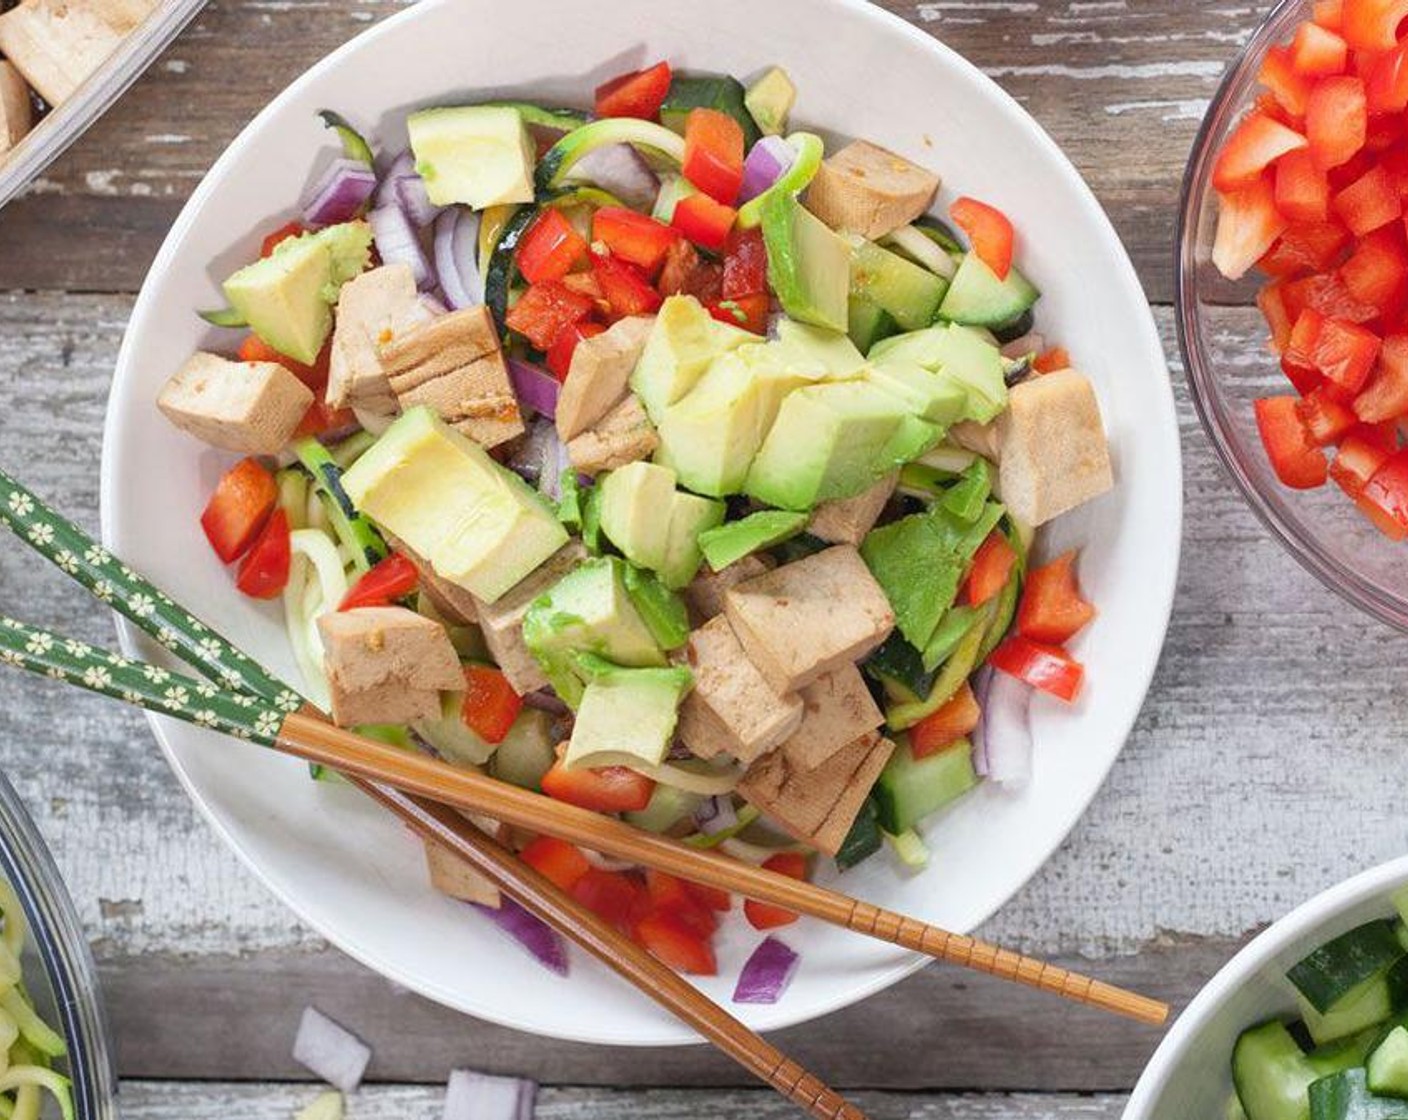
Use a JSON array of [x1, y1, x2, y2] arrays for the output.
[[868, 323, 1008, 423], [408, 105, 536, 209], [659, 491, 727, 590], [563, 662, 694, 771], [698, 510, 809, 571], [521, 556, 666, 708], [599, 461, 679, 573], [341, 408, 569, 603], [622, 563, 691, 650], [848, 294, 897, 354], [762, 189, 850, 333], [314, 221, 376, 296], [774, 318, 868, 380], [744, 66, 796, 137], [743, 382, 913, 510], [631, 295, 753, 422], [849, 236, 948, 331], [866, 360, 968, 424], [656, 344, 810, 497]]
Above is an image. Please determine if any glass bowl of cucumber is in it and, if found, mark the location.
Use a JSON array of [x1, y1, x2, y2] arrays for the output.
[[1124, 855, 1408, 1120], [0, 771, 117, 1119]]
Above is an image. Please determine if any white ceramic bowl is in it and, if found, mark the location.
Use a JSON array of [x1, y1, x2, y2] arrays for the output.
[[99, 0, 1181, 1044], [1125, 856, 1408, 1120]]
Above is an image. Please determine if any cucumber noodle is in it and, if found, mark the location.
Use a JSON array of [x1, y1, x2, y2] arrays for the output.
[[0, 882, 73, 1120], [282, 528, 351, 713]]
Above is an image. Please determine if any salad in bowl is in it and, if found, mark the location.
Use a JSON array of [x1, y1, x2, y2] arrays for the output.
[[144, 49, 1122, 1005]]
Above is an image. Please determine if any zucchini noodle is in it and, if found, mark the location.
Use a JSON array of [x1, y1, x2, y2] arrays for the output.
[[0, 888, 72, 1120], [719, 835, 809, 864], [630, 759, 743, 796], [282, 528, 351, 712], [0, 1068, 72, 1120]]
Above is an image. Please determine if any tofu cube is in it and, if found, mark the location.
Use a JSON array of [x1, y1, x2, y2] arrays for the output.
[[682, 554, 773, 626], [996, 369, 1114, 527], [157, 352, 313, 455], [472, 542, 587, 694], [776, 663, 884, 772], [0, 62, 34, 153], [566, 393, 659, 476], [557, 315, 654, 441], [423, 839, 501, 908], [724, 545, 895, 694], [0, 0, 127, 106], [327, 264, 431, 416], [675, 616, 804, 764], [317, 607, 464, 728], [807, 472, 897, 546], [739, 731, 896, 856], [804, 140, 940, 241], [382, 305, 524, 450]]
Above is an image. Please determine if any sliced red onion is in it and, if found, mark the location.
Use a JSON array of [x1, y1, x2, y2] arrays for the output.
[[443, 1069, 537, 1120], [508, 358, 560, 420], [302, 158, 378, 227], [969, 666, 994, 777], [694, 795, 738, 836], [292, 1007, 372, 1093], [368, 204, 432, 289], [568, 142, 660, 211], [374, 149, 415, 209], [396, 170, 442, 228], [733, 937, 800, 1005], [507, 419, 558, 484], [419, 291, 449, 317], [537, 427, 569, 503], [522, 689, 569, 715], [739, 136, 796, 205], [471, 898, 569, 976], [973, 668, 1034, 786], [1001, 331, 1045, 359], [434, 207, 485, 310]]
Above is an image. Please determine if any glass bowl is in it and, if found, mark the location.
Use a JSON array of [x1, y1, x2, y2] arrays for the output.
[[0, 772, 116, 1118], [1177, 0, 1408, 631]]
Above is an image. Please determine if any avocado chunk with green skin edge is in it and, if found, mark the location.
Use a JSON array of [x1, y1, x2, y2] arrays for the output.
[[943, 459, 994, 523], [632, 295, 754, 423], [921, 604, 984, 673], [762, 189, 851, 333], [408, 105, 536, 209], [622, 564, 691, 651], [872, 736, 978, 835], [698, 510, 810, 571], [660, 72, 761, 147], [564, 663, 694, 772], [774, 318, 869, 380], [341, 408, 567, 603], [866, 360, 969, 425], [744, 67, 796, 137], [659, 491, 727, 590], [1369, 1026, 1408, 1098], [599, 461, 678, 573], [1309, 1067, 1408, 1120], [938, 251, 1040, 330], [871, 323, 1009, 425], [849, 237, 949, 331]]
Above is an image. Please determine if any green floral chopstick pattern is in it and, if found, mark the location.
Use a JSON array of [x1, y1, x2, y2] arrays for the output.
[[0, 469, 301, 712], [0, 616, 283, 746]]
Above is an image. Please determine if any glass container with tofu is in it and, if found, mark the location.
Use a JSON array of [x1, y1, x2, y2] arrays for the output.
[[155, 55, 1117, 993]]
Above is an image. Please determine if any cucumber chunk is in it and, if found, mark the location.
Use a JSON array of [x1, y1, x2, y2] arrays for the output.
[[1308, 1068, 1408, 1120], [1232, 1020, 1320, 1120], [1290, 920, 1407, 1014], [835, 797, 883, 871], [659, 73, 761, 146], [848, 294, 897, 354], [938, 252, 1039, 330], [849, 237, 948, 331], [1369, 1027, 1408, 1099], [872, 737, 978, 835], [1301, 972, 1400, 1047]]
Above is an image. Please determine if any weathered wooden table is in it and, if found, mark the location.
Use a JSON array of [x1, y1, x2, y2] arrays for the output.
[[0, 1, 1402, 1116]]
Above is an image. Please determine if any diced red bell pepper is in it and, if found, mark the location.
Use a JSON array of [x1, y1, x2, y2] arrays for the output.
[[235, 508, 291, 600], [1275, 152, 1332, 223], [670, 192, 738, 252], [909, 682, 982, 760], [1292, 22, 1349, 76], [260, 221, 305, 259], [683, 109, 745, 205], [1033, 346, 1072, 374], [1282, 271, 1378, 322], [1214, 176, 1288, 279], [1260, 46, 1315, 118], [1313, 317, 1382, 392], [1368, 43, 1408, 113], [571, 868, 647, 936], [1258, 90, 1306, 130], [1360, 448, 1408, 535], [657, 239, 723, 302], [1333, 165, 1403, 235], [744, 852, 808, 931], [1288, 307, 1327, 367], [594, 61, 673, 121], [1259, 222, 1351, 278], [1296, 384, 1360, 444], [1341, 0, 1408, 51], [505, 280, 596, 349], [987, 636, 1086, 703], [633, 910, 717, 975], [293, 399, 356, 441], [1355, 334, 1408, 420], [545, 319, 607, 381], [520, 836, 592, 892], [460, 665, 523, 745], [541, 758, 655, 813], [201, 457, 278, 564], [1259, 283, 1296, 353], [963, 531, 1017, 606], [592, 251, 664, 318], [950, 196, 1016, 281], [339, 552, 419, 611], [1340, 226, 1408, 316], [1306, 76, 1368, 171], [591, 207, 680, 274], [239, 332, 326, 391], [722, 227, 768, 299], [515, 207, 590, 285], [1317, 0, 1345, 27], [1255, 395, 1331, 488], [681, 880, 732, 913], [1017, 551, 1097, 645], [1213, 111, 1310, 192], [1283, 354, 1326, 396], [643, 870, 719, 938], [706, 294, 769, 335], [1331, 425, 1396, 496]]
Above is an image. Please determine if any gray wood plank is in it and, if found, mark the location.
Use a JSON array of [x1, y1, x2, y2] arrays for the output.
[[0, 0, 1248, 298], [117, 1081, 1127, 1119]]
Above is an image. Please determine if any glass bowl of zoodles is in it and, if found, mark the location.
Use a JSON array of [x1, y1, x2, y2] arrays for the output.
[[0, 772, 116, 1119], [155, 58, 1116, 993]]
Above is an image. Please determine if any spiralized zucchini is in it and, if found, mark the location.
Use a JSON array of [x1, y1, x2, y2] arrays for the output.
[[281, 528, 352, 713], [0, 883, 73, 1120]]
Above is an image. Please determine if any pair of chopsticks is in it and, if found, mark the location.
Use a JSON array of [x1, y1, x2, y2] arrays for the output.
[[0, 469, 1166, 1117]]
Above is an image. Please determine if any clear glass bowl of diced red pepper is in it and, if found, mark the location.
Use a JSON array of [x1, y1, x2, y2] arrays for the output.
[[1178, 0, 1408, 630]]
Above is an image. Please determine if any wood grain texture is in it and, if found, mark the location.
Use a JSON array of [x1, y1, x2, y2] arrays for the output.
[[0, 0, 1255, 298], [118, 1081, 1126, 1119]]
